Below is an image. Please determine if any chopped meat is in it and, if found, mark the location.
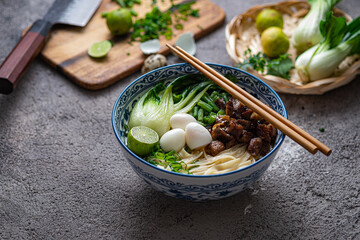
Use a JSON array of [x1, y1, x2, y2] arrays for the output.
[[211, 123, 233, 142], [248, 137, 263, 156], [206, 125, 212, 133], [225, 138, 237, 149], [228, 118, 244, 140], [250, 112, 262, 121], [268, 123, 277, 138], [225, 100, 234, 116], [215, 115, 230, 124], [239, 130, 254, 144], [256, 124, 273, 142], [203, 96, 277, 157], [205, 141, 225, 156], [241, 108, 253, 120], [260, 141, 271, 156], [237, 119, 251, 130], [215, 97, 226, 110]]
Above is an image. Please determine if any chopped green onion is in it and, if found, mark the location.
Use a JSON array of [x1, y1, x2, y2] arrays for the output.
[[192, 106, 199, 119], [203, 116, 210, 124], [210, 91, 219, 101], [221, 93, 229, 103], [208, 112, 217, 125], [198, 108, 204, 122], [197, 100, 213, 113], [217, 109, 225, 115], [201, 93, 219, 112]]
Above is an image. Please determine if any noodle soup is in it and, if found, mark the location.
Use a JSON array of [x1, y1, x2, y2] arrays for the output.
[[125, 73, 277, 175], [112, 63, 286, 200]]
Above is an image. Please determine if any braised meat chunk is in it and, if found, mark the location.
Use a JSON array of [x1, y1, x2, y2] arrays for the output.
[[205, 141, 225, 156], [248, 138, 263, 156], [211, 122, 233, 142], [228, 118, 244, 140], [215, 98, 226, 110], [205, 97, 278, 157]]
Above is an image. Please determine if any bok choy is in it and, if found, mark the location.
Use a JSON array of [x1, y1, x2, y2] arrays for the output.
[[295, 12, 360, 82], [128, 74, 212, 137], [292, 0, 341, 52]]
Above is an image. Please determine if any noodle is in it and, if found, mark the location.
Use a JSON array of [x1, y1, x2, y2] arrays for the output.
[[179, 144, 256, 175]]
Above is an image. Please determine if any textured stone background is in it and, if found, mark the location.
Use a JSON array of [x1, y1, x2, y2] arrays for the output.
[[0, 0, 359, 239]]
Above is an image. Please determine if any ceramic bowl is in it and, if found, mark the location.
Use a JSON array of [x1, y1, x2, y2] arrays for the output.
[[112, 63, 287, 201]]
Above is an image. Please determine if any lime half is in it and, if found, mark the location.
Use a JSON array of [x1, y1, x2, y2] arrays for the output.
[[127, 126, 159, 156], [88, 40, 112, 58]]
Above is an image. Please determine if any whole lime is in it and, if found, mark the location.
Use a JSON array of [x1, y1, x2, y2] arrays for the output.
[[261, 27, 289, 58], [106, 9, 133, 35], [256, 9, 283, 33]]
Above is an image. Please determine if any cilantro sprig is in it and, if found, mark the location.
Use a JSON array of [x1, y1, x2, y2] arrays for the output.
[[237, 49, 294, 80]]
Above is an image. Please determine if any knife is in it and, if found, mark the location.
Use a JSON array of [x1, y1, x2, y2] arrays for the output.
[[0, 0, 102, 94]]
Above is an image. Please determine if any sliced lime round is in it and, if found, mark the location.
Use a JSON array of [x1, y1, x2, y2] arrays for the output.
[[88, 40, 112, 58], [127, 126, 159, 156]]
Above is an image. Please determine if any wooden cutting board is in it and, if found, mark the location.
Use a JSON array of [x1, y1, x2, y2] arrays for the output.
[[39, 0, 225, 90]]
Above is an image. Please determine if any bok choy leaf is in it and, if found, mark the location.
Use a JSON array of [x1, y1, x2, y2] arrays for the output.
[[292, 0, 341, 52], [295, 12, 360, 82]]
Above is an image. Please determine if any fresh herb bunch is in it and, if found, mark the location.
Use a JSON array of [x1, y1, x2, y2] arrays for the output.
[[146, 145, 193, 174], [237, 49, 293, 80], [131, 1, 199, 42], [131, 7, 173, 42], [112, 0, 141, 8]]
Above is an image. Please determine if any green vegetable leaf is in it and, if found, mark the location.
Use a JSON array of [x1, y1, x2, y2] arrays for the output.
[[130, 2, 199, 42], [319, 11, 347, 49], [267, 55, 293, 79], [169, 74, 209, 93], [343, 16, 360, 54], [237, 49, 293, 80]]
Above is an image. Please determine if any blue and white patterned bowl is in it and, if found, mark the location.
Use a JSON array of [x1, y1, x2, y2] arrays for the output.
[[112, 63, 287, 201]]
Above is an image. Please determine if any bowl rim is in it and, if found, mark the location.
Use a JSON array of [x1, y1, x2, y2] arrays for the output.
[[112, 63, 287, 178]]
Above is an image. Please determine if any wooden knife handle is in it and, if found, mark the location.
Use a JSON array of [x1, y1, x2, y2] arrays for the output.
[[0, 20, 52, 94]]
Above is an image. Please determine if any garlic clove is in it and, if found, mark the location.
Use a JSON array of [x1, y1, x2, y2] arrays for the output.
[[175, 32, 196, 56], [140, 39, 161, 55]]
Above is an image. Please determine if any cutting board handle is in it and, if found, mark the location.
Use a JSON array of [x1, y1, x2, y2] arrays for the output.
[[0, 19, 52, 94]]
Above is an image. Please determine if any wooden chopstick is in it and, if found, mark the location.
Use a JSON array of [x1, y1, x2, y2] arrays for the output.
[[174, 45, 332, 156], [166, 44, 332, 156]]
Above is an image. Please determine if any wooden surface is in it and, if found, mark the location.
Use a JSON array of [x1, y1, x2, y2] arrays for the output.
[[40, 0, 225, 90]]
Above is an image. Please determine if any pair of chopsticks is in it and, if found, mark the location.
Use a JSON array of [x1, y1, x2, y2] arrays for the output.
[[166, 44, 332, 156]]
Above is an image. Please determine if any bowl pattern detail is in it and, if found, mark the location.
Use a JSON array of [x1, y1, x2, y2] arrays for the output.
[[127, 158, 270, 201]]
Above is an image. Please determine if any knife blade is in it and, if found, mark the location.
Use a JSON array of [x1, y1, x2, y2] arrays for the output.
[[0, 0, 102, 94]]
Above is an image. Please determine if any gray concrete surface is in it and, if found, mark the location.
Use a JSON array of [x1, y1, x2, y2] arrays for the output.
[[0, 0, 359, 239]]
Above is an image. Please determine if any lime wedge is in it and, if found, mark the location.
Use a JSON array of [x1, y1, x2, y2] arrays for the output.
[[88, 40, 112, 58], [127, 126, 159, 156]]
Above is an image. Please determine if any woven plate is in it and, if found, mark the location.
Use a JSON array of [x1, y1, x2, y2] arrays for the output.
[[225, 0, 360, 95]]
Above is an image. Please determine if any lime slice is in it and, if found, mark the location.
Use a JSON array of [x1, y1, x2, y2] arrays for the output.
[[127, 126, 159, 156], [88, 40, 112, 58]]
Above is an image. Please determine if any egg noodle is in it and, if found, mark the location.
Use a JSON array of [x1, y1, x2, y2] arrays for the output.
[[157, 144, 256, 175]]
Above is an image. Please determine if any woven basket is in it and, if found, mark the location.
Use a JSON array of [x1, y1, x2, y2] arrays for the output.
[[225, 0, 360, 95]]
